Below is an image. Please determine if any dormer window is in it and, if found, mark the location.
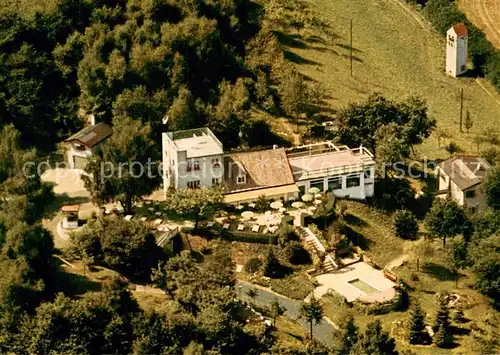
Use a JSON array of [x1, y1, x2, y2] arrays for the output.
[[237, 175, 246, 184]]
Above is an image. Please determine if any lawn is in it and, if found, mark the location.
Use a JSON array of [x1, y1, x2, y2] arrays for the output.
[[273, 0, 500, 159], [341, 201, 407, 267]]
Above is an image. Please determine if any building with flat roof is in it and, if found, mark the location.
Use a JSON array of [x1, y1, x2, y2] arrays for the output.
[[287, 142, 376, 199], [163, 128, 224, 193], [162, 128, 376, 203], [436, 155, 491, 213]]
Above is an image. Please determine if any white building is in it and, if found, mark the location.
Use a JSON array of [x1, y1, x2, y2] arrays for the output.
[[162, 128, 224, 193], [446, 23, 468, 77], [162, 128, 376, 203], [436, 155, 491, 213], [286, 142, 376, 200], [64, 121, 113, 170]]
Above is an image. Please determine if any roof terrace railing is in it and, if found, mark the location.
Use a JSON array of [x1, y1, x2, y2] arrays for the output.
[[286, 142, 374, 159], [292, 161, 373, 180]]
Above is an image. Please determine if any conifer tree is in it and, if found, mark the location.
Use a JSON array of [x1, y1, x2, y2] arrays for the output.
[[263, 247, 283, 278], [464, 111, 473, 134], [433, 295, 453, 348], [337, 315, 358, 355], [408, 300, 426, 344]]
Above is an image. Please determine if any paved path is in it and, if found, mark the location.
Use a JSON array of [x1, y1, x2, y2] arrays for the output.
[[236, 280, 337, 347]]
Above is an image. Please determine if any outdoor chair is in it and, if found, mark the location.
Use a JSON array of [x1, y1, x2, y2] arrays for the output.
[[222, 223, 230, 230], [124, 215, 133, 221], [251, 225, 260, 233], [237, 224, 245, 231]]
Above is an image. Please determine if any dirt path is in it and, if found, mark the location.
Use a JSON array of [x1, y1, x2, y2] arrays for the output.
[[384, 254, 408, 271], [459, 0, 500, 48]]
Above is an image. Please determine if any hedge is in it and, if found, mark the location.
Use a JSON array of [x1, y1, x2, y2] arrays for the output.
[[221, 229, 278, 244]]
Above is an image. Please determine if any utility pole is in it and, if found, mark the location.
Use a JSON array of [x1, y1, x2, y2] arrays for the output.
[[459, 88, 464, 133], [350, 19, 353, 77]]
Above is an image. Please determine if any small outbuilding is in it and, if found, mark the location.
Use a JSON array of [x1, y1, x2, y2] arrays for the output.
[[446, 23, 468, 77], [64, 118, 113, 170], [61, 204, 80, 229]]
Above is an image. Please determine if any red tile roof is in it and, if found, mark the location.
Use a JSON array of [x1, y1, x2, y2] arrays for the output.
[[452, 23, 468, 37]]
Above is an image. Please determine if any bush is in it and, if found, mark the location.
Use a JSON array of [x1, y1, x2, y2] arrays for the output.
[[285, 241, 312, 265], [393, 210, 419, 240], [245, 258, 263, 273]]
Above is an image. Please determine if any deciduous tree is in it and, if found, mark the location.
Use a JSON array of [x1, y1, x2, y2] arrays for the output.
[[299, 296, 324, 340], [425, 199, 472, 247], [163, 187, 223, 229], [82, 116, 159, 214], [270, 298, 286, 327], [394, 209, 419, 240], [484, 168, 500, 211]]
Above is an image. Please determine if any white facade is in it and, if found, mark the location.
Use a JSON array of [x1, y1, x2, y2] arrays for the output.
[[66, 143, 96, 169], [287, 143, 376, 200], [446, 25, 468, 77], [163, 128, 224, 194], [437, 166, 487, 214]]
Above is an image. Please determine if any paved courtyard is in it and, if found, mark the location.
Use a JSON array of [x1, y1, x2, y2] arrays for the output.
[[314, 261, 396, 303]]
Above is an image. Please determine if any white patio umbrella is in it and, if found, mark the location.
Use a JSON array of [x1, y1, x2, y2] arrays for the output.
[[308, 206, 317, 211], [264, 210, 272, 215], [314, 193, 322, 199], [248, 203, 256, 208], [241, 211, 255, 219], [308, 187, 321, 195], [279, 207, 287, 213], [291, 201, 305, 209], [314, 199, 323, 205], [301, 194, 313, 202], [236, 204, 244, 210], [270, 201, 283, 210]]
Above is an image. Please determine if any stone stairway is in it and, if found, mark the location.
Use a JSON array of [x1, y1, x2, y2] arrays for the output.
[[295, 226, 338, 272]]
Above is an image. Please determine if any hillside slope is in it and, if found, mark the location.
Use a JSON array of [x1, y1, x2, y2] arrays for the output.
[[286, 0, 500, 158]]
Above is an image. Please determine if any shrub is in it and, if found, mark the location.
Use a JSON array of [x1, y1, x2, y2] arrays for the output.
[[245, 258, 263, 273], [285, 241, 312, 265], [393, 210, 419, 240]]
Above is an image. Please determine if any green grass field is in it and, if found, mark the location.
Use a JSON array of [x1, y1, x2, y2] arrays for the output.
[[281, 0, 500, 159]]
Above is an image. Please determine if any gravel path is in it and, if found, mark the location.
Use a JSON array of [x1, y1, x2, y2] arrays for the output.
[[236, 280, 338, 347]]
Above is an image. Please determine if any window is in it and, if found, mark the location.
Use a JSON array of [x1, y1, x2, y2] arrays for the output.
[[346, 174, 360, 188], [237, 175, 246, 184], [187, 180, 200, 189], [465, 190, 476, 198], [193, 160, 200, 171], [364, 169, 372, 179], [186, 161, 192, 172], [211, 157, 221, 168], [468, 206, 477, 214], [212, 178, 220, 185], [310, 179, 324, 192], [299, 185, 306, 195], [328, 177, 342, 191]]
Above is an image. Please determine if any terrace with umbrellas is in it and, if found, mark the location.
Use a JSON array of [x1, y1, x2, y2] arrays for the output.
[[205, 186, 330, 235]]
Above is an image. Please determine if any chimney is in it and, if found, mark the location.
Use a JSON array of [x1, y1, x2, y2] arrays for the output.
[[89, 114, 96, 126]]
